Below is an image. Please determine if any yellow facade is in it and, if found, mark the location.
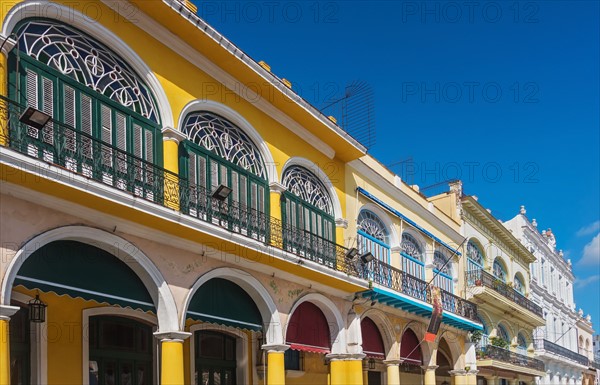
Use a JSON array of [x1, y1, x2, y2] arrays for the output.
[[0, 1, 494, 385]]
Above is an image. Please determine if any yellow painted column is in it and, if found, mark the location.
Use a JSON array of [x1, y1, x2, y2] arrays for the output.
[[0, 37, 16, 146], [330, 359, 346, 385], [0, 306, 20, 385], [161, 127, 186, 211], [262, 344, 288, 385], [0, 319, 10, 385], [335, 219, 348, 247], [465, 370, 479, 385], [269, 183, 285, 248], [346, 359, 364, 385], [485, 376, 499, 385], [160, 339, 185, 385], [450, 370, 467, 385], [329, 355, 364, 385], [422, 365, 438, 385], [362, 362, 369, 385], [385, 360, 401, 385]]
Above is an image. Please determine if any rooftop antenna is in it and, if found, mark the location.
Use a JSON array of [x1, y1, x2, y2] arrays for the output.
[[320, 80, 376, 150]]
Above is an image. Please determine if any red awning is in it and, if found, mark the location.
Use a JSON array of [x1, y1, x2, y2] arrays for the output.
[[286, 302, 331, 353], [361, 317, 386, 359], [400, 328, 422, 364]]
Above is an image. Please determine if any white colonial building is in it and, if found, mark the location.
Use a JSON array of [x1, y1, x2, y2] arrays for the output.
[[504, 206, 590, 385]]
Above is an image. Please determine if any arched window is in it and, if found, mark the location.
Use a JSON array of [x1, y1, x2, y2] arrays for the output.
[[517, 333, 528, 355], [9, 19, 161, 199], [513, 274, 525, 295], [180, 111, 269, 239], [467, 240, 485, 270], [476, 314, 490, 348], [357, 210, 390, 264], [281, 166, 336, 264], [401, 233, 425, 279], [493, 258, 507, 282], [432, 251, 453, 293], [496, 324, 510, 343]]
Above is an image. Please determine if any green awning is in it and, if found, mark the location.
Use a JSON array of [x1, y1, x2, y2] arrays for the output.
[[14, 241, 154, 312], [187, 278, 262, 331]]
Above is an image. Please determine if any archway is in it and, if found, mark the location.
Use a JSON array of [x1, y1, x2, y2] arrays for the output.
[[1, 226, 178, 332]]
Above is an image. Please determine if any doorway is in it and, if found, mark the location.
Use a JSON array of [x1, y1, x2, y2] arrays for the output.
[[88, 316, 153, 385], [194, 331, 237, 385]]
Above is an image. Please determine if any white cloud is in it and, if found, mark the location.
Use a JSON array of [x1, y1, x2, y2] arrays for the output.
[[574, 274, 600, 289], [578, 233, 600, 266], [577, 221, 600, 237]]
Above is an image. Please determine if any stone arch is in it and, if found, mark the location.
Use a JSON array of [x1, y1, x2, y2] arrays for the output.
[[0, 225, 179, 332], [285, 292, 346, 354], [357, 203, 400, 247], [436, 332, 463, 369], [178, 99, 278, 184], [180, 267, 284, 345], [399, 322, 433, 366], [2, 1, 174, 128], [467, 237, 487, 267], [360, 308, 396, 359], [281, 157, 343, 221], [401, 227, 428, 262]]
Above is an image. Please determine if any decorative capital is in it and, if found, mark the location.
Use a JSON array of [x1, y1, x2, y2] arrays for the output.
[[421, 365, 439, 371], [467, 370, 479, 376], [0, 34, 17, 56], [390, 245, 402, 253], [161, 126, 187, 143], [0, 305, 20, 320], [383, 359, 402, 366], [261, 343, 289, 353], [326, 353, 366, 361], [269, 182, 286, 194], [335, 218, 348, 229], [449, 370, 467, 377], [153, 330, 192, 341]]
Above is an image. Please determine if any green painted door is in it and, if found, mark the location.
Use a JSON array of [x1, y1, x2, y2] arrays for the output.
[[195, 331, 236, 385], [89, 316, 153, 385], [9, 304, 29, 385]]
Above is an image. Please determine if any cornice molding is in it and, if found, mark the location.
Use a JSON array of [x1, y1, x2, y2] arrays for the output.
[[100, 0, 339, 160]]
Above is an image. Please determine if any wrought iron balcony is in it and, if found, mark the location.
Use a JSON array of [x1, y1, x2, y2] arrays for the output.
[[590, 359, 600, 370], [477, 344, 545, 372], [358, 259, 479, 323], [534, 339, 589, 366], [0, 96, 355, 276], [466, 269, 543, 318]]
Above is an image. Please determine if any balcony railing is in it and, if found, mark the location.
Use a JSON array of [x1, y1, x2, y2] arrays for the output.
[[358, 259, 479, 323], [477, 344, 545, 372], [467, 269, 543, 318], [534, 339, 589, 366], [590, 359, 600, 370], [0, 96, 355, 276]]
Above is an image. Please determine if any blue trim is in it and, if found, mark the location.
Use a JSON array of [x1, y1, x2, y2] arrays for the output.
[[400, 251, 425, 266], [358, 288, 483, 331], [358, 230, 391, 249], [433, 270, 453, 280], [357, 187, 462, 256]]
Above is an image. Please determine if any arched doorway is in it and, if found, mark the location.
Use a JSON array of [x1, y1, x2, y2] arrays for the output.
[[6, 239, 162, 385], [186, 278, 263, 385], [361, 317, 386, 385], [399, 328, 423, 384], [436, 338, 454, 385], [193, 330, 237, 385], [88, 315, 154, 385]]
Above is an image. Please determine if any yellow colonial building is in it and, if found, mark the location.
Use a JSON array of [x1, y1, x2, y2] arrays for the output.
[[0, 1, 483, 385]]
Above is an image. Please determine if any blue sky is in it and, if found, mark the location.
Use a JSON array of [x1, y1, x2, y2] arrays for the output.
[[192, 1, 600, 323]]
